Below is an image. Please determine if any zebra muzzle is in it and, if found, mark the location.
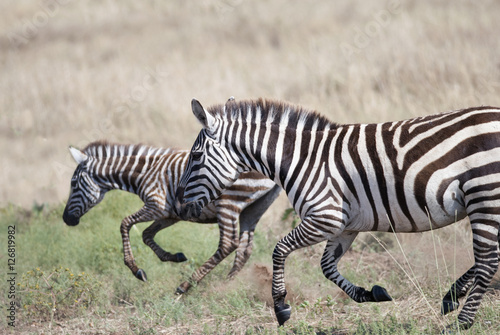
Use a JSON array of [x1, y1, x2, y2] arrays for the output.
[[62, 210, 80, 226]]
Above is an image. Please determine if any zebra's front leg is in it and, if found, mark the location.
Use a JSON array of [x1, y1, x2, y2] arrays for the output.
[[120, 216, 145, 281], [322, 232, 392, 303], [142, 218, 188, 263], [120, 209, 154, 282], [272, 224, 326, 326], [176, 216, 238, 294]]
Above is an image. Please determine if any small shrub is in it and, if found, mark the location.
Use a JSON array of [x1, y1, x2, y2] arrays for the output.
[[18, 266, 104, 322], [354, 315, 420, 334]]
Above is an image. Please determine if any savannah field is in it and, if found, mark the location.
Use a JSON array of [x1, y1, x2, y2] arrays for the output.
[[1, 0, 500, 334]]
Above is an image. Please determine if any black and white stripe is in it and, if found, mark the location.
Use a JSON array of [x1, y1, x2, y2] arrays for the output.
[[62, 140, 280, 293], [175, 98, 500, 330]]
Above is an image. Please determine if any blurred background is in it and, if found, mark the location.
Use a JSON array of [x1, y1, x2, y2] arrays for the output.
[[2, 0, 499, 209], [2, 2, 500, 333]]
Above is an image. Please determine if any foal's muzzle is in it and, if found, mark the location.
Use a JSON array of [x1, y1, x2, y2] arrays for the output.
[[62, 210, 80, 226], [177, 201, 202, 221], [174, 186, 202, 220]]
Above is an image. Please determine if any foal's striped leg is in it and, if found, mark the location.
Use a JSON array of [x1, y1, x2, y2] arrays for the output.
[[228, 230, 254, 278], [176, 209, 239, 294], [228, 184, 282, 278], [142, 218, 187, 263], [120, 208, 156, 281]]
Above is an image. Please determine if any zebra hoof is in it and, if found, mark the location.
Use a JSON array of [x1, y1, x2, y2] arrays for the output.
[[175, 287, 185, 295], [275, 304, 291, 326], [135, 269, 148, 282], [371, 285, 392, 302], [175, 252, 188, 263], [441, 299, 459, 315]]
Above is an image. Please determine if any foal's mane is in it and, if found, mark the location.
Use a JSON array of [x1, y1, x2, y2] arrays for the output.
[[82, 140, 177, 158], [207, 98, 337, 131]]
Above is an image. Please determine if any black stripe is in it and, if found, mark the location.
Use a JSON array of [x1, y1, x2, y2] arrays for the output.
[[335, 127, 359, 204], [365, 124, 394, 231], [348, 126, 379, 230]]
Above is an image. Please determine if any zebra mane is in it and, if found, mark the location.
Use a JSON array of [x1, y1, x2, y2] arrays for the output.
[[207, 98, 338, 131], [82, 140, 177, 158]]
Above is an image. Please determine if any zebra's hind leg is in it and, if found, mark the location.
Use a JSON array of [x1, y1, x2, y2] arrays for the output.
[[441, 267, 474, 315], [227, 230, 254, 278], [176, 215, 239, 294], [142, 218, 187, 263], [321, 232, 393, 303], [228, 184, 281, 278], [444, 218, 499, 332]]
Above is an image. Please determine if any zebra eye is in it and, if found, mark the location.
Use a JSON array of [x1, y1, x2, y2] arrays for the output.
[[191, 151, 203, 160]]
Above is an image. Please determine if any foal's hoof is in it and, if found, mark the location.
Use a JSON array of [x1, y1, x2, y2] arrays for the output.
[[371, 285, 392, 302], [275, 304, 291, 326], [174, 253, 188, 263], [175, 281, 191, 295], [441, 299, 459, 315], [135, 269, 148, 282]]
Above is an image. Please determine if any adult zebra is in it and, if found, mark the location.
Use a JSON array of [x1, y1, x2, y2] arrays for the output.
[[62, 140, 280, 293], [175, 98, 500, 331]]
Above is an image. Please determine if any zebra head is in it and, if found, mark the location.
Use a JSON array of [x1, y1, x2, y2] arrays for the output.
[[175, 98, 247, 220], [62, 146, 107, 226]]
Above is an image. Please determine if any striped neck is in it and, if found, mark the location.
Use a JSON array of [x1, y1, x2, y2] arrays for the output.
[[212, 99, 337, 187]]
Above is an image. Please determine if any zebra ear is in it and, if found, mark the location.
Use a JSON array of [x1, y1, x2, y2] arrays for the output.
[[69, 146, 88, 164], [191, 98, 215, 129]]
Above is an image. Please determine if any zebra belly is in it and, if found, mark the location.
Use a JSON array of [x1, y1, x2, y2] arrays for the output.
[[363, 203, 467, 233], [350, 179, 468, 233], [371, 150, 500, 232]]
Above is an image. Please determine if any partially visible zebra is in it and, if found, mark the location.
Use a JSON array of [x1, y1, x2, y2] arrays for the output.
[[62, 140, 280, 293], [175, 98, 500, 331]]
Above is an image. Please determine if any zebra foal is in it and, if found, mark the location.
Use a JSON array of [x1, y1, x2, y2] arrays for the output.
[[62, 140, 280, 293], [175, 98, 500, 331]]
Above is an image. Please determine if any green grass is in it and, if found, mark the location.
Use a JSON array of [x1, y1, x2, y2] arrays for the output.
[[1, 193, 499, 334]]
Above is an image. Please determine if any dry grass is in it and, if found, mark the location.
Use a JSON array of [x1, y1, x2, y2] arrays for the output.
[[2, 191, 499, 334], [1, 0, 500, 208]]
